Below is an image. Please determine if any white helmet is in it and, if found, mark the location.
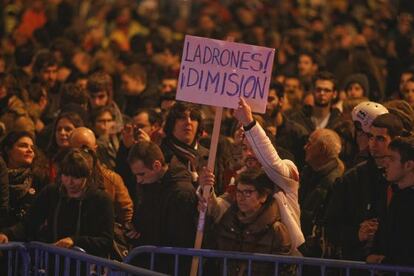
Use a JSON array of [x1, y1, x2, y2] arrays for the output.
[[351, 101, 388, 133]]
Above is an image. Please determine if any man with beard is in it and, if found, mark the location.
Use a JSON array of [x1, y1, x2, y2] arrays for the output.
[[289, 71, 342, 136], [267, 82, 308, 170], [31, 51, 60, 125]]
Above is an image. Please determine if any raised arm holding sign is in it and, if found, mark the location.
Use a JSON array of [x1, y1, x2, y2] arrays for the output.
[[175, 35, 275, 276]]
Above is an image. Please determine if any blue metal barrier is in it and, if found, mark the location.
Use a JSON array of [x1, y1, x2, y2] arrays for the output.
[[27, 242, 167, 276], [0, 242, 30, 276], [125, 246, 414, 276]]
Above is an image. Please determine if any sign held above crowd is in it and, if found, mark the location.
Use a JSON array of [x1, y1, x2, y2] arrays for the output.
[[177, 35, 275, 113]]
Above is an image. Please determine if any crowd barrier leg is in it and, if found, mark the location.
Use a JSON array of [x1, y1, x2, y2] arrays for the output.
[[0, 242, 30, 276]]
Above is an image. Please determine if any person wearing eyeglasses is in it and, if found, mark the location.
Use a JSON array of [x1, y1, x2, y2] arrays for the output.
[[202, 169, 292, 276], [87, 71, 124, 134], [289, 71, 342, 136], [200, 97, 304, 259]]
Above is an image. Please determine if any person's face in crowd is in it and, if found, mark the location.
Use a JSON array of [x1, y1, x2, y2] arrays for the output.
[[284, 78, 301, 93], [384, 149, 407, 183], [198, 15, 215, 33], [284, 77, 303, 106], [61, 174, 87, 199], [75, 78, 88, 91], [368, 126, 392, 167], [0, 57, 5, 74], [242, 138, 261, 169], [116, 7, 131, 26], [354, 122, 370, 152], [94, 111, 114, 136], [160, 78, 177, 94], [161, 99, 176, 113], [398, 13, 413, 35], [402, 80, 414, 107], [72, 51, 91, 74], [133, 112, 154, 136], [346, 83, 364, 99], [236, 182, 266, 216], [130, 159, 160, 185], [90, 91, 109, 109], [121, 74, 144, 96], [313, 79, 336, 107], [56, 118, 76, 148], [41, 65, 58, 88], [172, 110, 199, 145], [298, 55, 316, 77], [7, 136, 35, 169], [236, 7, 255, 27], [266, 89, 279, 115], [0, 85, 7, 99], [399, 72, 413, 92], [304, 131, 321, 164]]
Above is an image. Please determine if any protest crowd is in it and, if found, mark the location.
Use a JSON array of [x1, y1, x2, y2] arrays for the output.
[[0, 0, 414, 275]]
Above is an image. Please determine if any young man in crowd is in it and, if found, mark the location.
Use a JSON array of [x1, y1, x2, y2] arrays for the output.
[[367, 135, 414, 266], [289, 71, 342, 136], [326, 113, 406, 261], [127, 140, 197, 274]]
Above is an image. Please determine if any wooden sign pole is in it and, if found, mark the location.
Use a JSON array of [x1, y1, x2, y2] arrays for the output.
[[190, 106, 223, 276]]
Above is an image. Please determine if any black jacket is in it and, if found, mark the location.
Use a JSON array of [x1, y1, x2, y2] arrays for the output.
[[275, 115, 308, 170], [131, 162, 197, 275], [0, 157, 8, 227], [371, 186, 414, 266], [2, 185, 114, 257], [288, 105, 342, 135], [132, 162, 197, 248], [325, 157, 388, 261], [299, 159, 344, 239]]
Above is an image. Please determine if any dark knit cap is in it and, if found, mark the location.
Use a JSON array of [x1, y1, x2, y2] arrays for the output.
[[343, 73, 370, 97]]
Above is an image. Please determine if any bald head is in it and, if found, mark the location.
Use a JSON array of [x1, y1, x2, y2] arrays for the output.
[[69, 127, 97, 151]]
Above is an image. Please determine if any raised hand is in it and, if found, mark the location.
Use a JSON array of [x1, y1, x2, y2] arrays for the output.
[[234, 98, 254, 127]]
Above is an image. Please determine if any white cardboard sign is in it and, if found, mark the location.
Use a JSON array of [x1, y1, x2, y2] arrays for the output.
[[177, 35, 275, 113]]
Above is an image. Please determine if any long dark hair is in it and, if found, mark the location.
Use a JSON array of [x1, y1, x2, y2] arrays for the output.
[[46, 112, 84, 158], [0, 130, 35, 165], [57, 147, 104, 193], [0, 130, 49, 183]]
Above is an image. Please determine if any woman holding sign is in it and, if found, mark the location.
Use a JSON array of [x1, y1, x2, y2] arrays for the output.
[[200, 168, 292, 275], [200, 98, 304, 257]]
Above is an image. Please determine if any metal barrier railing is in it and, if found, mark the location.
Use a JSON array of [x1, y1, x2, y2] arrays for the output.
[[125, 246, 414, 276], [27, 242, 167, 276], [0, 242, 30, 276]]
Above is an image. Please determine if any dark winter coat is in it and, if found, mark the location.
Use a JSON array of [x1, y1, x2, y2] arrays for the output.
[[132, 162, 197, 248], [0, 157, 8, 227], [212, 199, 291, 276], [288, 105, 342, 136], [2, 185, 114, 257], [371, 186, 414, 266], [325, 157, 388, 261]]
